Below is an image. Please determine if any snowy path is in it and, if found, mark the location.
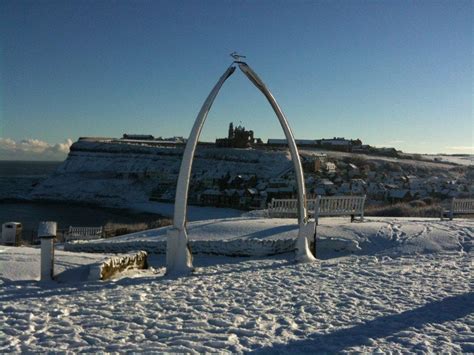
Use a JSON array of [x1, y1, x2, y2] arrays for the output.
[[0, 249, 472, 352]]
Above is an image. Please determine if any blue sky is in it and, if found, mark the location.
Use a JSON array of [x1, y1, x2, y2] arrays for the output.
[[0, 0, 472, 159]]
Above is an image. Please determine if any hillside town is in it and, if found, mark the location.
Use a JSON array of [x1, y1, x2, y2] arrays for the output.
[[29, 126, 471, 214], [134, 123, 473, 210], [181, 152, 473, 210]]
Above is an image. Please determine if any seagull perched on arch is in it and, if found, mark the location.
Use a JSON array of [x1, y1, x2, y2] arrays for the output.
[[230, 51, 246, 62]]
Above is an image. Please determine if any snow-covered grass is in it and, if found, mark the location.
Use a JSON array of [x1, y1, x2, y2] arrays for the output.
[[420, 154, 473, 166], [64, 216, 473, 258], [1, 217, 473, 353], [0, 247, 108, 282]]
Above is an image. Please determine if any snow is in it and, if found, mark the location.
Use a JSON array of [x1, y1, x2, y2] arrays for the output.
[[0, 247, 107, 282], [1, 217, 473, 352], [30, 142, 292, 209], [421, 154, 473, 166], [63, 217, 473, 258]]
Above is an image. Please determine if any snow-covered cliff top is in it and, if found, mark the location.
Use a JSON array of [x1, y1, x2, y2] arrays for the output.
[[30, 140, 292, 209]]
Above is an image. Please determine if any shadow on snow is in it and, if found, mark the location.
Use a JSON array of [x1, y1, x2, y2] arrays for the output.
[[252, 291, 474, 354]]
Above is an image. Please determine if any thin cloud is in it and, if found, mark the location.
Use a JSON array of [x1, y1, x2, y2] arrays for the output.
[[0, 137, 73, 160]]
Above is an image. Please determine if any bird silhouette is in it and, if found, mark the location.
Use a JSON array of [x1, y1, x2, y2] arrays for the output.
[[230, 52, 246, 61]]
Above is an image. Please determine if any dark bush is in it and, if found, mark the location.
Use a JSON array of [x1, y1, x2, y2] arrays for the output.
[[421, 197, 435, 205], [103, 218, 172, 238], [365, 202, 441, 217], [409, 200, 426, 208]]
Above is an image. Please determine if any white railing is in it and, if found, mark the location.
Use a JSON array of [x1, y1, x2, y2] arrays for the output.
[[268, 195, 366, 223], [442, 198, 474, 220], [65, 226, 103, 242], [267, 198, 317, 218]]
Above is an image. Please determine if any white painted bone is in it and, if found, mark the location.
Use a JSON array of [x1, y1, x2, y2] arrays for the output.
[[167, 62, 315, 275]]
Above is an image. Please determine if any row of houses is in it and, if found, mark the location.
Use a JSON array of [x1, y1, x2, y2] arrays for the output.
[[151, 162, 472, 209], [267, 137, 362, 152], [96, 131, 401, 158], [266, 137, 399, 156], [196, 175, 472, 209], [143, 143, 471, 209], [198, 188, 266, 209], [303, 163, 472, 202], [308, 178, 468, 202]]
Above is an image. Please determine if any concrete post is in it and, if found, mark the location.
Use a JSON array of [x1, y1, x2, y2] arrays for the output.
[[38, 221, 56, 281]]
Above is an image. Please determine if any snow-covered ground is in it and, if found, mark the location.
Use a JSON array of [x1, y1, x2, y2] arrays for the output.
[[0, 247, 112, 282], [420, 154, 473, 166], [64, 216, 473, 258], [301, 148, 472, 168], [1, 217, 473, 353]]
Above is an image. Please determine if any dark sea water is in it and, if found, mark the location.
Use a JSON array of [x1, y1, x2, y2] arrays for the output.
[[0, 160, 61, 177], [0, 161, 161, 242], [0, 160, 61, 199]]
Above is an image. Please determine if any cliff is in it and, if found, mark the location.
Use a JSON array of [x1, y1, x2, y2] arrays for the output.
[[30, 140, 292, 208]]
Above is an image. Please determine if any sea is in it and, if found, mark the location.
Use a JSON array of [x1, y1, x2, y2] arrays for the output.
[[0, 161, 160, 242]]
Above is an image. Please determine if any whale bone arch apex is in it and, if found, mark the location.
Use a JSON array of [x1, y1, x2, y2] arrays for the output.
[[166, 61, 316, 275]]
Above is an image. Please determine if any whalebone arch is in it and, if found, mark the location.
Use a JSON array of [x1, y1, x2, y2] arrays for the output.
[[166, 61, 315, 275]]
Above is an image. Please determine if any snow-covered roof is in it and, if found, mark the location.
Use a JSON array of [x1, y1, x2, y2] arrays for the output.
[[317, 179, 334, 186], [295, 139, 316, 145], [267, 139, 287, 145], [320, 138, 351, 145]]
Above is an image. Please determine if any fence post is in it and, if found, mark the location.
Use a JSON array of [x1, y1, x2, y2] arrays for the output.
[[313, 222, 317, 257], [450, 198, 455, 220], [38, 221, 56, 281], [315, 196, 320, 226]]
